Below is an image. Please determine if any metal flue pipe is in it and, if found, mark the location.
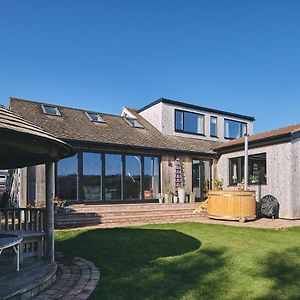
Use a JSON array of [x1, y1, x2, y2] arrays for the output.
[[244, 133, 249, 190]]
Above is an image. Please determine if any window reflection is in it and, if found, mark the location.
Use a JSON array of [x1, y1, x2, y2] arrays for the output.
[[210, 117, 217, 137], [125, 155, 141, 199], [83, 153, 101, 201], [144, 157, 159, 200], [105, 154, 122, 200], [57, 155, 77, 201], [224, 119, 247, 139], [175, 110, 205, 135]]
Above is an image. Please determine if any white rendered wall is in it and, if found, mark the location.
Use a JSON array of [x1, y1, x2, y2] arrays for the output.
[[139, 102, 163, 132], [216, 142, 296, 219], [140, 102, 254, 142]]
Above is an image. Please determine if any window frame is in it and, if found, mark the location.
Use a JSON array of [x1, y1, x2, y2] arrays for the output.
[[224, 118, 248, 140], [228, 153, 267, 186], [210, 116, 218, 137], [124, 117, 144, 128], [174, 109, 205, 136], [85, 112, 106, 123], [41, 104, 61, 116]]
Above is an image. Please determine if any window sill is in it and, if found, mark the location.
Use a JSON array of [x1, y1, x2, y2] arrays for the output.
[[228, 183, 267, 187], [175, 129, 206, 136]]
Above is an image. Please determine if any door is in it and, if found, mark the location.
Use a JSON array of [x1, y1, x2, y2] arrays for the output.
[[192, 160, 211, 200]]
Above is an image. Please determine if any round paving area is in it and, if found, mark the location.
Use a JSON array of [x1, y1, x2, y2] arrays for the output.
[[33, 252, 100, 300]]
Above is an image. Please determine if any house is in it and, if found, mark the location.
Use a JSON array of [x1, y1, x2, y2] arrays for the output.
[[214, 123, 300, 219], [9, 97, 300, 219]]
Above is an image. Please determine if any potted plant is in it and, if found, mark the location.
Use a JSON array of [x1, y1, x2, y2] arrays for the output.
[[249, 175, 259, 184], [214, 178, 223, 190], [54, 196, 68, 213], [164, 186, 174, 204], [158, 193, 164, 204], [189, 192, 195, 203]]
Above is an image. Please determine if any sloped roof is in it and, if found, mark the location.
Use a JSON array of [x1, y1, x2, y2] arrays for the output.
[[0, 104, 74, 169], [215, 123, 300, 152], [10, 98, 220, 155]]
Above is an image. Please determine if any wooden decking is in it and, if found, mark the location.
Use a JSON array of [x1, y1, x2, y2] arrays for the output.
[[55, 203, 207, 229]]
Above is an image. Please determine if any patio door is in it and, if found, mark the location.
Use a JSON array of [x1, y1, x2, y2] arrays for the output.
[[192, 160, 211, 200]]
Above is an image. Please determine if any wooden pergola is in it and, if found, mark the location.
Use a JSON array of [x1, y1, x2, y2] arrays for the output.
[[0, 105, 74, 262]]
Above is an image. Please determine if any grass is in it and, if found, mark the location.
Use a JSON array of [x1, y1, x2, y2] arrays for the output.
[[55, 223, 300, 300]]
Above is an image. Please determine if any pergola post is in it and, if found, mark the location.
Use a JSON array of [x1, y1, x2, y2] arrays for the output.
[[45, 162, 55, 263]]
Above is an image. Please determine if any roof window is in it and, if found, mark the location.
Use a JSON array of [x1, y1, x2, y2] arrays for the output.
[[86, 112, 105, 123], [125, 117, 144, 128], [42, 104, 61, 116]]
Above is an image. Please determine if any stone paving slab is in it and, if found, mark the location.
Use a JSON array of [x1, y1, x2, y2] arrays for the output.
[[196, 216, 300, 229], [57, 215, 300, 231], [32, 252, 100, 300]]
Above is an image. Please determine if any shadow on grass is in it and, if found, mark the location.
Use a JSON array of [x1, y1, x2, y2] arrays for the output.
[[56, 227, 229, 300], [257, 247, 300, 300]]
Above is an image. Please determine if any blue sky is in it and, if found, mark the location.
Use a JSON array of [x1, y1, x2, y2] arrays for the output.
[[0, 0, 299, 133]]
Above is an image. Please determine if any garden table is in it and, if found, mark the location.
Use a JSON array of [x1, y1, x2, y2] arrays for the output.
[[0, 234, 23, 271]]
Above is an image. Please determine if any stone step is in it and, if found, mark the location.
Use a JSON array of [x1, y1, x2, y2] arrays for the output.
[[57, 208, 198, 219], [55, 213, 206, 229], [55, 211, 207, 229], [55, 203, 206, 229], [70, 203, 199, 212]]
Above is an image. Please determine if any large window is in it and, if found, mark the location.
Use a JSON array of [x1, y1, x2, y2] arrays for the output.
[[144, 157, 159, 200], [125, 155, 141, 200], [229, 153, 267, 185], [83, 152, 101, 201], [175, 110, 205, 135], [224, 119, 247, 139], [210, 116, 217, 137], [105, 154, 122, 200], [57, 152, 160, 202], [57, 155, 77, 201]]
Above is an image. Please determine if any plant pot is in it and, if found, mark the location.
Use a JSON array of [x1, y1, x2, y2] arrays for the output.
[[158, 195, 164, 204], [178, 188, 186, 203], [189, 192, 195, 203], [173, 195, 178, 203], [164, 193, 173, 204]]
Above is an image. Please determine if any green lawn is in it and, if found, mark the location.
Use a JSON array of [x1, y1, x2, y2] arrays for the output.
[[55, 223, 300, 300]]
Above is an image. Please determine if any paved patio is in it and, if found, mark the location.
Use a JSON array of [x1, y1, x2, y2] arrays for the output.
[[33, 252, 100, 300], [57, 215, 300, 231]]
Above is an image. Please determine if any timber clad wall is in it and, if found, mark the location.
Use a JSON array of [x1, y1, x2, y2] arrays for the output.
[[216, 141, 299, 219], [291, 138, 300, 219]]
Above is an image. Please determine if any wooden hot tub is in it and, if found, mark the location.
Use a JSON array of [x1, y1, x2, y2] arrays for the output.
[[208, 190, 256, 222]]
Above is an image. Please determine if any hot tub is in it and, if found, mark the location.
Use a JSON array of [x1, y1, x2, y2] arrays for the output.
[[208, 190, 256, 222]]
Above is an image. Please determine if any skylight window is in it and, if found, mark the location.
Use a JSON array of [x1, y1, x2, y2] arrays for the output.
[[125, 118, 144, 128], [42, 104, 61, 116], [86, 112, 105, 123]]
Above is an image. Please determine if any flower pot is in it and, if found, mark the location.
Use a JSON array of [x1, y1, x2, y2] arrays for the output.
[[178, 188, 186, 203], [164, 193, 173, 204], [173, 195, 178, 203], [189, 192, 195, 203]]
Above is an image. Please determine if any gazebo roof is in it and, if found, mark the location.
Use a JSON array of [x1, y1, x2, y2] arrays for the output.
[[0, 105, 75, 169]]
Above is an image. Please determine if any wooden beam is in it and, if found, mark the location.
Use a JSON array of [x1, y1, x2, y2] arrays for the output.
[[45, 162, 55, 263]]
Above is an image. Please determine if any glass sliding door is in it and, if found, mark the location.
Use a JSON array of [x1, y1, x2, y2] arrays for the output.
[[144, 157, 159, 200], [57, 155, 78, 201], [192, 159, 211, 200], [105, 154, 122, 200], [125, 155, 141, 200], [83, 152, 101, 202]]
